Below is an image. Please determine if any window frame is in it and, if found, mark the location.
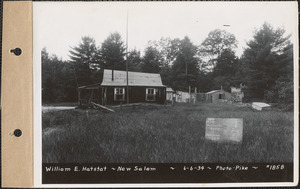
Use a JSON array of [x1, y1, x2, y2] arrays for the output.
[[114, 87, 125, 101], [146, 88, 156, 101], [219, 93, 224, 99]]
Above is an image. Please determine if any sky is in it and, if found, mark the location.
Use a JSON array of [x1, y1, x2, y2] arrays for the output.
[[33, 1, 298, 61]]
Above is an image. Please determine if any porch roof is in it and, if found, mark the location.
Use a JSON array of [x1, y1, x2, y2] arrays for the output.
[[78, 83, 101, 90]]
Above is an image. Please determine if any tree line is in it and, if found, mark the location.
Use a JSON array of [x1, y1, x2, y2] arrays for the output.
[[42, 22, 293, 109]]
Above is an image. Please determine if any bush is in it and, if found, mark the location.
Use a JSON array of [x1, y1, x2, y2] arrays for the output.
[[264, 78, 293, 110]]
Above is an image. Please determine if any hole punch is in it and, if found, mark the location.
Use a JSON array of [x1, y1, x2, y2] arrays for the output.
[[13, 129, 22, 137], [10, 48, 22, 56]]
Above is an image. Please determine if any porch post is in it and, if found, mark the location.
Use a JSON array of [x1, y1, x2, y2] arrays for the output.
[[104, 87, 107, 105], [78, 89, 81, 106], [91, 89, 94, 103], [101, 87, 104, 105]]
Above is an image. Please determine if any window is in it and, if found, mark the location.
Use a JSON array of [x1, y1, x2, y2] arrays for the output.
[[114, 87, 125, 101], [219, 93, 224, 99], [146, 88, 156, 101]]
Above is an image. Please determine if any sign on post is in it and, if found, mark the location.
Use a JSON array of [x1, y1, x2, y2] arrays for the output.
[[205, 118, 243, 142]]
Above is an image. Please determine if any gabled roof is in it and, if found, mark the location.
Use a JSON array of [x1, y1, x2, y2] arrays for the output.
[[206, 90, 221, 94], [101, 69, 165, 87], [166, 87, 174, 92]]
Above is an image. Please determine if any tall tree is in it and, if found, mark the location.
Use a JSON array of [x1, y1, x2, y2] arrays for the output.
[[241, 23, 292, 101], [42, 47, 54, 102], [264, 42, 293, 108], [148, 37, 181, 66], [171, 36, 199, 90], [211, 49, 239, 91], [100, 32, 126, 71], [200, 29, 237, 71], [127, 49, 142, 72], [69, 36, 100, 86], [146, 38, 181, 86], [42, 48, 74, 102], [141, 46, 163, 73]]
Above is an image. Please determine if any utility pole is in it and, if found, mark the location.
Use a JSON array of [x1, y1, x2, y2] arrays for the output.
[[186, 58, 191, 103], [185, 61, 188, 85], [126, 10, 129, 104]]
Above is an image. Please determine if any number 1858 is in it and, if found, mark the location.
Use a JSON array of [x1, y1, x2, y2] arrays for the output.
[[266, 164, 284, 170]]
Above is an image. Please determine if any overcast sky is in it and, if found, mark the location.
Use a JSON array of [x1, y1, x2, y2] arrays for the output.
[[33, 1, 297, 61]]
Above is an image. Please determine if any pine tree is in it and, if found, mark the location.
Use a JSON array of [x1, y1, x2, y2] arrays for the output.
[[171, 36, 199, 91], [69, 36, 100, 86], [141, 46, 163, 73], [42, 48, 72, 102], [242, 23, 292, 101], [100, 32, 126, 71], [127, 49, 142, 72], [212, 49, 239, 91]]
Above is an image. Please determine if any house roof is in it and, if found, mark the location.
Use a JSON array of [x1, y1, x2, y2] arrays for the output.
[[166, 87, 174, 92], [101, 69, 165, 87], [206, 90, 221, 94]]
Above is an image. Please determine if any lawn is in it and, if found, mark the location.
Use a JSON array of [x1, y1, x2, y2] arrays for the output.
[[42, 102, 294, 163]]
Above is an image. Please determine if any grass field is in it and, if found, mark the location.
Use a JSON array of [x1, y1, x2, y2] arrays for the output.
[[42, 103, 294, 163]]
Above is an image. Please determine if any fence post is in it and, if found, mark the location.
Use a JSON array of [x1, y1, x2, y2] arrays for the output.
[[194, 87, 197, 104]]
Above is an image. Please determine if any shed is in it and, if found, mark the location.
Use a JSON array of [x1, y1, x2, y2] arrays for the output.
[[205, 89, 231, 103], [166, 87, 175, 101], [78, 69, 166, 105], [175, 90, 196, 103]]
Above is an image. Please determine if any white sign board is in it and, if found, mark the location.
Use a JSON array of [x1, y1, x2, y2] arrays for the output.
[[205, 118, 243, 142]]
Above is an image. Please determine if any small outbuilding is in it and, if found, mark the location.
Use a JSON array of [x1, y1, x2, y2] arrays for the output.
[[166, 87, 175, 102], [78, 69, 166, 105], [175, 90, 196, 103], [205, 89, 231, 103]]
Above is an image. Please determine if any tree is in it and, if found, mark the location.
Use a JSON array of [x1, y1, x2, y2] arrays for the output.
[[42, 48, 75, 102], [100, 32, 126, 71], [171, 36, 199, 90], [69, 36, 100, 86], [200, 29, 237, 70], [127, 49, 142, 72], [147, 37, 181, 66], [211, 49, 239, 91], [61, 62, 79, 102], [241, 23, 292, 101], [146, 38, 181, 86], [141, 46, 163, 73], [42, 47, 54, 102], [264, 43, 293, 109]]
